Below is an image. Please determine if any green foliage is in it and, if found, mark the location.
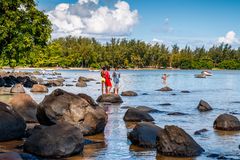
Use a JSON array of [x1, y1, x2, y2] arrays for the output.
[[0, 0, 52, 67]]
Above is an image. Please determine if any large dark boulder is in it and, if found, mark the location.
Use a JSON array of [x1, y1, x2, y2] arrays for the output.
[[213, 114, 240, 131], [96, 94, 123, 103], [128, 122, 163, 148], [37, 89, 107, 135], [3, 76, 15, 87], [121, 91, 138, 96], [23, 77, 37, 88], [78, 93, 98, 106], [30, 84, 48, 93], [123, 108, 154, 122], [9, 93, 38, 123], [0, 77, 6, 87], [23, 123, 84, 158], [0, 102, 26, 141], [156, 125, 204, 157], [156, 86, 173, 92], [197, 100, 213, 112], [10, 84, 25, 93]]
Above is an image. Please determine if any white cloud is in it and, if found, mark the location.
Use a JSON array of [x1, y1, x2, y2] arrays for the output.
[[218, 31, 239, 44], [151, 38, 164, 44], [47, 0, 138, 39]]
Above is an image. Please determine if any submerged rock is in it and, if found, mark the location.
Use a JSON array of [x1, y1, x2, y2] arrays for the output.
[[156, 125, 204, 157], [76, 80, 87, 87], [10, 84, 25, 93], [181, 90, 191, 93], [96, 94, 123, 103], [136, 106, 161, 113], [167, 112, 188, 116], [156, 86, 173, 92], [159, 103, 172, 106], [194, 129, 208, 135], [24, 123, 84, 158], [213, 114, 240, 131], [37, 89, 107, 135], [121, 91, 138, 96], [30, 84, 48, 93], [197, 100, 213, 112], [123, 108, 154, 122], [128, 122, 163, 148], [0, 102, 26, 141]]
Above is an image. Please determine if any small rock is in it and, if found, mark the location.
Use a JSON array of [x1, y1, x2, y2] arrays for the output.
[[30, 84, 48, 93], [76, 80, 87, 87], [156, 86, 173, 92], [194, 129, 208, 135], [123, 108, 154, 122], [142, 93, 149, 95], [197, 100, 213, 112], [136, 106, 161, 113], [213, 113, 240, 131], [171, 93, 177, 96], [121, 91, 138, 96], [181, 90, 190, 93], [65, 84, 74, 86], [159, 103, 171, 106], [167, 112, 188, 116], [96, 94, 123, 103], [10, 84, 25, 93], [96, 82, 101, 84]]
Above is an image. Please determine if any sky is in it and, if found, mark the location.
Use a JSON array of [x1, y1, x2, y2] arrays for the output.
[[37, 0, 240, 48]]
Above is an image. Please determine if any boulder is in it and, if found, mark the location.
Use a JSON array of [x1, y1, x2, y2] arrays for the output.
[[78, 76, 95, 82], [45, 79, 64, 87], [0, 152, 23, 160], [3, 76, 15, 87], [0, 102, 26, 141], [0, 77, 5, 87], [128, 122, 164, 148], [194, 129, 208, 135], [9, 93, 38, 123], [123, 108, 154, 122], [78, 93, 98, 106], [10, 84, 25, 93], [213, 114, 240, 131], [96, 94, 123, 103], [156, 86, 173, 92], [136, 106, 161, 113], [37, 89, 107, 135], [197, 100, 213, 112], [23, 123, 84, 158], [23, 77, 37, 88], [30, 84, 48, 93], [156, 125, 204, 157], [121, 91, 138, 96], [76, 80, 87, 87]]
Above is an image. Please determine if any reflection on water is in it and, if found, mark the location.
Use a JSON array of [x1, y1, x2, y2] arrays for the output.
[[1, 70, 240, 159]]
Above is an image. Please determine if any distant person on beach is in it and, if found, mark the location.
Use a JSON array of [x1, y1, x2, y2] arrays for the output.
[[112, 67, 120, 95], [100, 66, 106, 94], [162, 73, 169, 86], [105, 66, 112, 94]]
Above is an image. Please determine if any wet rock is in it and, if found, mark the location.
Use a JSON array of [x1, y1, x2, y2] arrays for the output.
[[96, 94, 123, 103], [121, 106, 133, 109], [23, 77, 37, 88], [30, 84, 48, 93], [231, 101, 240, 104], [78, 76, 95, 82], [128, 122, 164, 148], [194, 129, 208, 135], [121, 91, 138, 96], [10, 84, 25, 93], [0, 102, 26, 141], [213, 114, 240, 131], [9, 93, 38, 123], [66, 84, 74, 86], [171, 93, 177, 96], [76, 80, 87, 87], [195, 74, 206, 78], [136, 106, 161, 113], [142, 93, 149, 95], [37, 89, 107, 135], [45, 79, 64, 87], [197, 100, 213, 112], [3, 76, 15, 87], [96, 82, 101, 84], [167, 112, 188, 116], [0, 152, 23, 160], [159, 103, 172, 106], [0, 77, 6, 87], [23, 123, 84, 158], [123, 108, 154, 122], [181, 90, 190, 93], [156, 86, 173, 92], [156, 125, 204, 157]]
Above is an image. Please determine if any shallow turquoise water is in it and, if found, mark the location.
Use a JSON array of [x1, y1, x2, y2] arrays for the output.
[[9, 69, 240, 159]]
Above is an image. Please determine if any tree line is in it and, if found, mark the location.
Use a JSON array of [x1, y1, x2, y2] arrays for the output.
[[0, 0, 240, 69]]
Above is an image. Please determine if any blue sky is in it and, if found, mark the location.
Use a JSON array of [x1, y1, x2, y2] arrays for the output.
[[37, 0, 240, 48]]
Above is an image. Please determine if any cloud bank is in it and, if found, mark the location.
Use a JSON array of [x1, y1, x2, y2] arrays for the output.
[[218, 31, 239, 45], [47, 0, 138, 39]]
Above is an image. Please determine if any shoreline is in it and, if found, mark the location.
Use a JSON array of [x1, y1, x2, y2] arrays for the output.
[[0, 66, 225, 71]]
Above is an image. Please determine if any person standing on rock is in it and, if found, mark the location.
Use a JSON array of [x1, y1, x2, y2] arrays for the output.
[[162, 73, 169, 87], [112, 66, 120, 95], [105, 66, 112, 94], [100, 66, 106, 94]]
